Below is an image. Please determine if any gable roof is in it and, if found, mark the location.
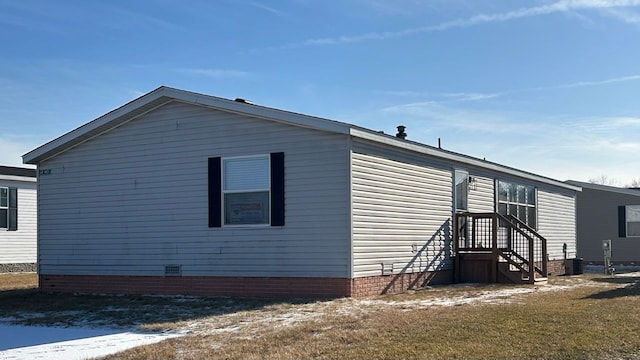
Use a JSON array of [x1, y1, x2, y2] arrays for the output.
[[23, 86, 579, 192], [566, 180, 640, 197]]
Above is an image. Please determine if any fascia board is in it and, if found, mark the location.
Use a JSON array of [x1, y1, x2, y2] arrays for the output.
[[23, 87, 351, 164], [0, 175, 37, 183], [23, 87, 170, 164], [172, 89, 351, 134]]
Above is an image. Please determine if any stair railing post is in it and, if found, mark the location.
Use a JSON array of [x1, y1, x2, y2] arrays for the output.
[[542, 236, 547, 277], [471, 216, 476, 248], [529, 229, 535, 282], [492, 213, 498, 283], [453, 213, 459, 283]]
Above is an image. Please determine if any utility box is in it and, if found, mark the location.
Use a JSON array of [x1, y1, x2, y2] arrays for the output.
[[603, 239, 613, 275], [565, 258, 584, 275]]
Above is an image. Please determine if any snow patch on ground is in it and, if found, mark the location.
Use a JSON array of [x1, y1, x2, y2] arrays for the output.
[[182, 282, 583, 337], [2, 273, 638, 359], [0, 326, 183, 360], [584, 264, 640, 275]]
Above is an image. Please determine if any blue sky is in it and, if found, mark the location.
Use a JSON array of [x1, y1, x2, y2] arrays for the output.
[[1, 0, 639, 186]]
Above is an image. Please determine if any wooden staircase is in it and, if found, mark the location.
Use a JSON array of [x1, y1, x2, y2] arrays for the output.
[[454, 212, 547, 285]]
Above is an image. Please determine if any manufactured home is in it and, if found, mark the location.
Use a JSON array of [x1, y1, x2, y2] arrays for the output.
[[24, 86, 580, 297], [567, 180, 640, 265], [0, 165, 37, 272]]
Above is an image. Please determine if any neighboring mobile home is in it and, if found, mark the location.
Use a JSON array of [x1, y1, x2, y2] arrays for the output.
[[566, 180, 640, 265], [0, 165, 37, 272], [24, 86, 580, 297]]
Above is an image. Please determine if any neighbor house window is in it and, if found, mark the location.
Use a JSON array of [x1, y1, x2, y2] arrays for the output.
[[0, 187, 7, 228], [619, 205, 640, 238], [208, 153, 285, 228], [497, 181, 536, 229], [0, 187, 17, 231]]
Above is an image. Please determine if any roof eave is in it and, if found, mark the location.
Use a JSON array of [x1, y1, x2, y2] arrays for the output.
[[0, 175, 37, 183], [23, 86, 351, 164], [566, 180, 640, 196], [350, 128, 581, 192]]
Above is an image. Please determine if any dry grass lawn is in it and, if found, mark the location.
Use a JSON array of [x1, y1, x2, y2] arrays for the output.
[[1, 272, 639, 359], [0, 272, 37, 290]]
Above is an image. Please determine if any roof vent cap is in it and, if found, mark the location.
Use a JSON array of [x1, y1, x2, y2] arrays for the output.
[[234, 98, 253, 104], [396, 125, 407, 139]]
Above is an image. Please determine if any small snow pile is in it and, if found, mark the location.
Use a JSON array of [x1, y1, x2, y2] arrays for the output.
[[352, 284, 573, 311], [584, 263, 640, 275], [0, 325, 184, 360]]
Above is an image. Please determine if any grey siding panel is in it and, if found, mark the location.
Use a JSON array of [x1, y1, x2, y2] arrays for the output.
[[467, 176, 494, 213], [351, 151, 453, 278], [0, 181, 37, 264], [38, 101, 351, 277], [538, 190, 577, 260], [574, 187, 640, 263]]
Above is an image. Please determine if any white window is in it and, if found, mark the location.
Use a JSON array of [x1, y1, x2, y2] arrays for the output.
[[497, 181, 537, 229], [626, 205, 640, 237], [0, 187, 7, 229], [222, 155, 270, 225]]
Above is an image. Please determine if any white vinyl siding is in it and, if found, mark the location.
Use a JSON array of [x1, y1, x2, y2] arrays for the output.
[[351, 152, 453, 278], [0, 182, 37, 264], [467, 176, 494, 213], [37, 101, 351, 277], [537, 190, 577, 259]]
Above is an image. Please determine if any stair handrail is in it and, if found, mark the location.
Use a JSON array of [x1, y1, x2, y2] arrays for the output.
[[455, 212, 547, 280], [499, 213, 547, 277]]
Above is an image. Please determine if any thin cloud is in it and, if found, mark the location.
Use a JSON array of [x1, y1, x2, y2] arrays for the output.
[[381, 73, 640, 106], [442, 92, 503, 101], [604, 7, 640, 22], [557, 74, 640, 88], [244, 1, 287, 17], [298, 0, 640, 46], [611, 116, 640, 126], [178, 68, 250, 78], [379, 90, 502, 103], [104, 7, 184, 32]]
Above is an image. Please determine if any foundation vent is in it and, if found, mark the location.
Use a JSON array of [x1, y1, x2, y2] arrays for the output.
[[164, 264, 182, 276], [381, 263, 394, 276]]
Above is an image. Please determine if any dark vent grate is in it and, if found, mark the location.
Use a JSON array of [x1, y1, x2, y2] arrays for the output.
[[165, 265, 181, 276]]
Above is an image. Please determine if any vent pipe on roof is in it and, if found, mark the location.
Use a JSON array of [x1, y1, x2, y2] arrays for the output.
[[396, 125, 407, 139], [234, 98, 252, 104]]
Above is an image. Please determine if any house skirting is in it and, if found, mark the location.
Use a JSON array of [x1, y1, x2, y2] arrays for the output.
[[0, 263, 36, 273], [39, 270, 454, 298], [547, 259, 566, 276], [351, 270, 454, 297]]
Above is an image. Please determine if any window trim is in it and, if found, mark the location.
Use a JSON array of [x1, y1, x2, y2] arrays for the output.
[[622, 205, 640, 238], [0, 187, 7, 230], [222, 154, 271, 227], [208, 153, 285, 228]]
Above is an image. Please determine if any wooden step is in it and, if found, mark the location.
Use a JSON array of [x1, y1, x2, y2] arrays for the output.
[[533, 277, 548, 285]]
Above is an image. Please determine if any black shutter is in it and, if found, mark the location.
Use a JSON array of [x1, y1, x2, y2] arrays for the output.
[[618, 205, 627, 238], [8, 187, 17, 231], [208, 157, 222, 228], [270, 152, 285, 226]]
